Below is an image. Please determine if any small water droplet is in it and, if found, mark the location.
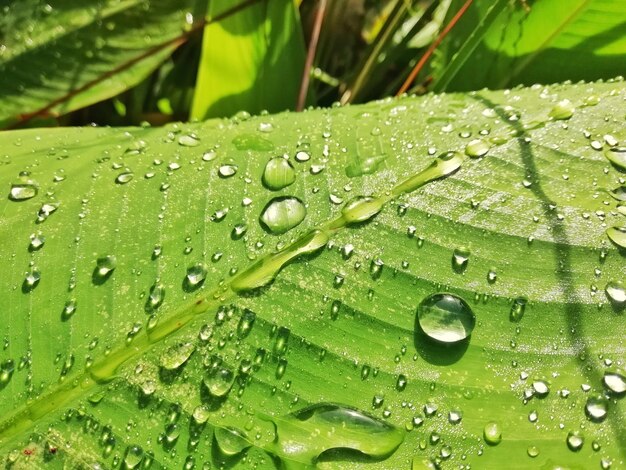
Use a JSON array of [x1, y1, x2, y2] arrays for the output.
[[532, 380, 549, 398], [237, 309, 256, 338], [487, 269, 497, 284], [146, 283, 165, 311], [465, 139, 490, 158], [294, 150, 310, 162], [605, 281, 626, 305], [218, 164, 238, 178], [448, 409, 462, 424], [0, 359, 15, 386], [94, 255, 117, 283], [510, 297, 527, 322], [370, 258, 384, 280], [214, 427, 250, 456], [29, 233, 45, 251], [115, 171, 133, 184], [566, 431, 584, 452], [8, 182, 38, 201], [603, 371, 626, 395], [178, 134, 200, 147], [262, 157, 296, 191], [23, 268, 41, 292], [483, 422, 502, 445], [259, 197, 306, 235], [160, 342, 195, 371], [585, 395, 608, 422], [185, 264, 207, 291], [203, 363, 235, 398], [122, 445, 144, 469], [61, 299, 77, 320], [273, 327, 290, 355], [417, 293, 475, 343], [549, 99, 575, 120], [452, 247, 470, 273]]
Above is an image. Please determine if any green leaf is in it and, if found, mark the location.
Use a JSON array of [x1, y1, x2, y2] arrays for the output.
[[1, 80, 625, 469], [191, 0, 307, 119], [438, 0, 626, 91], [0, 0, 200, 128]]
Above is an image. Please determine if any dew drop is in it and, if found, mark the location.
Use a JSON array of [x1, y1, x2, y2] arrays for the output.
[[122, 445, 144, 469], [604, 147, 626, 171], [417, 293, 475, 343], [160, 342, 195, 371], [8, 182, 38, 201], [452, 247, 470, 273], [0, 359, 15, 386], [603, 371, 626, 395], [549, 99, 575, 120], [341, 196, 384, 225], [28, 233, 45, 251], [566, 431, 584, 452], [606, 226, 626, 248], [262, 157, 296, 191], [94, 255, 117, 282], [214, 427, 250, 456], [605, 281, 626, 305], [218, 164, 238, 178], [237, 309, 256, 338], [465, 139, 490, 158], [185, 264, 207, 290], [532, 380, 549, 398], [203, 364, 235, 398], [273, 327, 290, 355], [585, 395, 608, 422], [146, 283, 165, 311], [510, 297, 527, 322], [370, 258, 384, 280], [178, 134, 200, 147], [483, 422, 502, 445], [259, 197, 306, 235], [294, 150, 310, 162], [62, 299, 77, 320], [23, 268, 41, 292], [115, 171, 133, 184]]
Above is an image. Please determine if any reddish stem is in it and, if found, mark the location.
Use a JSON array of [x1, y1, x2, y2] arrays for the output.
[[296, 0, 328, 112]]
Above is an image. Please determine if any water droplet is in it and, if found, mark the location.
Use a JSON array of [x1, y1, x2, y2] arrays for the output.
[[483, 422, 502, 445], [274, 403, 404, 464], [510, 297, 527, 322], [202, 151, 217, 162], [37, 202, 59, 223], [28, 233, 45, 251], [549, 99, 575, 120], [465, 139, 490, 158], [273, 327, 290, 355], [585, 395, 608, 422], [160, 342, 195, 371], [417, 293, 475, 343], [532, 380, 549, 398], [8, 182, 38, 201], [61, 299, 77, 320], [370, 258, 384, 280], [262, 157, 296, 190], [23, 268, 41, 292], [146, 283, 165, 311], [259, 197, 306, 235], [94, 255, 117, 283], [218, 164, 238, 178], [237, 309, 256, 338], [609, 186, 626, 202], [115, 171, 133, 184], [392, 151, 463, 196], [164, 423, 180, 444], [0, 359, 15, 386], [340, 196, 384, 225], [448, 409, 462, 424], [566, 431, 584, 452], [214, 427, 250, 456], [185, 264, 207, 291], [178, 134, 200, 147], [452, 247, 470, 273], [231, 223, 247, 240], [294, 150, 310, 162], [123, 445, 144, 469], [606, 226, 626, 248], [203, 364, 235, 398], [604, 147, 626, 171], [487, 269, 497, 284], [605, 281, 626, 305], [603, 371, 626, 395]]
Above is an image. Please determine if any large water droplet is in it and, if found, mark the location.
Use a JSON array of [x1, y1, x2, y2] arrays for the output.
[[606, 226, 626, 249], [185, 264, 207, 291], [28, 233, 45, 251], [605, 281, 626, 305], [259, 197, 306, 235], [93, 255, 117, 283], [483, 422, 502, 445], [178, 134, 200, 147], [262, 157, 296, 191], [8, 182, 38, 201], [585, 395, 608, 422], [122, 445, 144, 469], [270, 403, 404, 465], [417, 293, 475, 343], [0, 359, 15, 387], [214, 427, 250, 457], [237, 309, 256, 338], [146, 283, 165, 311], [604, 147, 626, 171], [203, 363, 235, 398], [392, 151, 463, 196], [603, 371, 626, 395], [160, 342, 195, 371]]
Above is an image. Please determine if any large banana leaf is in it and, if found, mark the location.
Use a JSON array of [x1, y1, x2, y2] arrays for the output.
[[435, 0, 626, 92], [0, 0, 202, 128], [0, 80, 625, 469]]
